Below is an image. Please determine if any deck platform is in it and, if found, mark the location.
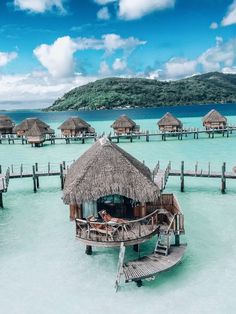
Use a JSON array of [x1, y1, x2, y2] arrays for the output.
[[123, 244, 186, 283]]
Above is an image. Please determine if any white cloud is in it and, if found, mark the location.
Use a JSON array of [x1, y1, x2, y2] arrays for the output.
[[222, 66, 236, 74], [102, 33, 146, 54], [0, 72, 97, 108], [164, 57, 197, 79], [112, 58, 127, 71], [34, 36, 78, 78], [198, 37, 236, 72], [221, 0, 236, 26], [0, 51, 18, 67], [118, 0, 175, 20], [97, 7, 110, 20], [14, 0, 65, 14], [99, 61, 111, 75], [210, 22, 218, 29]]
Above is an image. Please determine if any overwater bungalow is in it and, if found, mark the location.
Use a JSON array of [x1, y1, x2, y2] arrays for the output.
[[58, 117, 95, 137], [25, 122, 46, 147], [13, 118, 54, 137], [157, 112, 183, 132], [63, 137, 185, 287], [0, 115, 15, 135], [111, 114, 140, 135], [202, 109, 227, 130]]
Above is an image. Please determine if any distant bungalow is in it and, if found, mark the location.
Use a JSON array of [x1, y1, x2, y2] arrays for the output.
[[0, 115, 15, 135], [111, 114, 140, 135], [58, 117, 95, 137], [63, 137, 185, 286], [25, 122, 46, 147], [157, 112, 183, 132], [13, 118, 54, 137], [202, 109, 227, 130]]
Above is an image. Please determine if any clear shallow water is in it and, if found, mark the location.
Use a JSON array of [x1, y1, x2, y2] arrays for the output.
[[0, 105, 236, 314]]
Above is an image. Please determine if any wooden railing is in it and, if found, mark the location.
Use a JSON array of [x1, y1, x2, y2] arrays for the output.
[[75, 209, 161, 243]]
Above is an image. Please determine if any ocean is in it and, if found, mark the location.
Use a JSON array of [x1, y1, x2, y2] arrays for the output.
[[0, 104, 236, 314]]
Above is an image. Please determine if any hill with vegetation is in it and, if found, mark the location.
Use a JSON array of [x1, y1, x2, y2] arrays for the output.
[[46, 72, 236, 111]]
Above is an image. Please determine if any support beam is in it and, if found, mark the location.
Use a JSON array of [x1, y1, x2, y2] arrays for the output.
[[221, 162, 226, 194], [85, 245, 92, 255], [180, 161, 184, 192], [0, 192, 3, 208]]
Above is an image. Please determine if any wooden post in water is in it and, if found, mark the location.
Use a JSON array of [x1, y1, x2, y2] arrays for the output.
[[221, 162, 226, 194], [35, 163, 39, 188], [60, 163, 64, 190], [85, 245, 92, 255], [0, 192, 3, 208], [146, 130, 149, 142], [180, 161, 184, 192], [0, 165, 2, 174], [32, 165, 37, 193]]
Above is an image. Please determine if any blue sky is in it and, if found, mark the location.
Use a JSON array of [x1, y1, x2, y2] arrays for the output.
[[1, 0, 236, 108]]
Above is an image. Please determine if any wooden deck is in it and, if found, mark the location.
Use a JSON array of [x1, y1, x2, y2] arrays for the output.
[[1, 125, 236, 146], [123, 244, 186, 283]]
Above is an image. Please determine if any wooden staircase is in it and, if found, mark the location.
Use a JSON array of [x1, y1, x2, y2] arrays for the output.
[[154, 233, 171, 256]]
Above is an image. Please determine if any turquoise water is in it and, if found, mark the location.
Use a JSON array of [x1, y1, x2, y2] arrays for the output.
[[0, 105, 236, 314]]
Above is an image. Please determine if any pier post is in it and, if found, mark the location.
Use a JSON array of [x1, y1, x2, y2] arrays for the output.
[[146, 130, 149, 142], [221, 162, 226, 194], [0, 165, 2, 174], [35, 163, 39, 188], [85, 245, 92, 255], [0, 192, 3, 208], [60, 163, 64, 190], [117, 136, 119, 143], [82, 137, 85, 144], [133, 244, 139, 252], [32, 165, 37, 193], [180, 161, 184, 192], [130, 134, 133, 143]]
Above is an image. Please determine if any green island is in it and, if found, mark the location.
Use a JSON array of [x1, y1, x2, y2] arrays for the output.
[[46, 72, 236, 111]]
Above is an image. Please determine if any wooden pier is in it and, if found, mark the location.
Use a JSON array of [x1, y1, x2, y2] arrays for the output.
[[154, 161, 236, 193], [123, 244, 186, 284], [0, 126, 236, 146]]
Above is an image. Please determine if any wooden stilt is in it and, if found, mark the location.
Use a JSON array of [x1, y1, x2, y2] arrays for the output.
[[221, 162, 226, 194], [175, 234, 180, 246], [146, 130, 149, 142], [180, 161, 184, 192], [0, 192, 3, 208], [136, 280, 143, 287], [35, 163, 39, 188], [133, 244, 139, 252], [60, 163, 64, 190], [85, 245, 92, 255], [32, 165, 37, 193]]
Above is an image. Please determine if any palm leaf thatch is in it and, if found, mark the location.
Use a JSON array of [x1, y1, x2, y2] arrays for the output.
[[111, 114, 136, 129], [202, 109, 227, 123], [14, 118, 54, 134], [0, 115, 15, 130], [25, 122, 45, 137], [58, 117, 94, 132], [63, 137, 160, 204], [157, 112, 182, 127]]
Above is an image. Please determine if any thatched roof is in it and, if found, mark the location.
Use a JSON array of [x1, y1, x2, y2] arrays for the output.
[[157, 112, 182, 127], [202, 109, 227, 123], [111, 115, 136, 129], [58, 117, 93, 131], [25, 123, 45, 137], [0, 115, 15, 129], [14, 118, 54, 134], [63, 137, 160, 204]]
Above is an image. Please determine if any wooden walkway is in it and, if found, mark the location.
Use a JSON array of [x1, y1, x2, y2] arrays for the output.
[[1, 126, 236, 146], [123, 245, 186, 283]]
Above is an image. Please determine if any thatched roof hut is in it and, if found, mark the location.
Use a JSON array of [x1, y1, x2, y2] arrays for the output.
[[202, 109, 227, 129], [63, 137, 160, 205], [111, 114, 139, 134], [14, 118, 54, 136], [157, 112, 183, 131], [0, 115, 15, 134], [58, 117, 95, 136]]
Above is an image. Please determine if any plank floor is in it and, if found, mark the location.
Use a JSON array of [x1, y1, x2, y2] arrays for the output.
[[123, 245, 186, 282]]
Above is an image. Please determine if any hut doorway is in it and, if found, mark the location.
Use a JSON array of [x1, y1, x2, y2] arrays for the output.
[[97, 194, 135, 219]]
